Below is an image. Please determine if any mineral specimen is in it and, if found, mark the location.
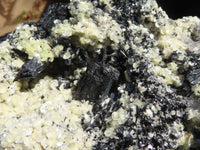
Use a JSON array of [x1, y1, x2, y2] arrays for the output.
[[1, 0, 200, 150]]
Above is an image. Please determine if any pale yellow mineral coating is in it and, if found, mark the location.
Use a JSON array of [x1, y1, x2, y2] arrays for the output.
[[104, 107, 128, 138], [1, 0, 200, 149], [127, 0, 200, 91], [155, 16, 200, 92], [52, 0, 124, 50], [0, 37, 94, 150], [0, 76, 94, 150], [178, 132, 194, 149], [177, 107, 200, 148], [11, 24, 55, 62]]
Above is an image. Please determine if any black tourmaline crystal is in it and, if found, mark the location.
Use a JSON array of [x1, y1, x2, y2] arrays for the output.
[[15, 57, 48, 81], [76, 62, 120, 101], [1, 0, 200, 150]]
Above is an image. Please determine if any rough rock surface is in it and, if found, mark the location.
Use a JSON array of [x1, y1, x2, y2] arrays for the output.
[[0, 0, 200, 150]]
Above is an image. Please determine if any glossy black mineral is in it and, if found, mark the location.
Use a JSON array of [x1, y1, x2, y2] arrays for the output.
[[1, 0, 200, 150]]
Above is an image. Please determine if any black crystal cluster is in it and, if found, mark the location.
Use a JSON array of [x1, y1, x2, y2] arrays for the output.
[[1, 0, 200, 150]]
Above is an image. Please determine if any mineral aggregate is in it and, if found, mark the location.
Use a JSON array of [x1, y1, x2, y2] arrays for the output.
[[1, 0, 200, 150]]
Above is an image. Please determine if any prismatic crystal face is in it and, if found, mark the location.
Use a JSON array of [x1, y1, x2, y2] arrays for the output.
[[0, 0, 200, 149]]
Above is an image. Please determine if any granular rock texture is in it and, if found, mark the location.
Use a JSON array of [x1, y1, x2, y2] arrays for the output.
[[1, 0, 200, 150]]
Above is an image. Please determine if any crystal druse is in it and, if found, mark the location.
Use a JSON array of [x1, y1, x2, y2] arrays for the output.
[[0, 0, 200, 149]]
